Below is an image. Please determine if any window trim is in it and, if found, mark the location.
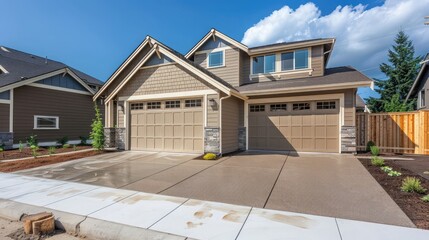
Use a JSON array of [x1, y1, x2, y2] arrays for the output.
[[207, 49, 225, 69], [34, 115, 59, 130]]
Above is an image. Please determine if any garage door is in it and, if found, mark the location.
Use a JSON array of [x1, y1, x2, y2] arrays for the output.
[[130, 99, 203, 153], [249, 100, 339, 153]]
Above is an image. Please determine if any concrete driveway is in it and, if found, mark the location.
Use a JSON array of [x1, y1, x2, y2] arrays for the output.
[[16, 150, 414, 227]]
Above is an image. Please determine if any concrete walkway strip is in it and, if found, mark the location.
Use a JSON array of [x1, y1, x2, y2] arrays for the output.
[[0, 173, 428, 240]]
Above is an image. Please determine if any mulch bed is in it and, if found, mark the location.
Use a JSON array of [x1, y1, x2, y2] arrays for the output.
[[359, 158, 429, 229], [0, 146, 92, 161], [0, 150, 107, 173]]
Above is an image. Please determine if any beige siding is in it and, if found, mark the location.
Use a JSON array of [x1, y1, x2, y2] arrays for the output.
[[0, 103, 9, 132], [194, 48, 240, 87], [240, 50, 251, 85], [118, 64, 213, 97], [207, 93, 220, 127], [311, 45, 324, 77], [13, 86, 97, 143], [221, 96, 244, 153], [117, 101, 125, 128]]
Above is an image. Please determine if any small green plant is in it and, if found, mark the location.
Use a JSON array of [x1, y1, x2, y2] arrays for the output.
[[63, 144, 71, 149], [380, 166, 393, 173], [370, 145, 380, 156], [90, 104, 105, 150], [73, 144, 77, 151], [57, 136, 69, 147], [203, 153, 217, 160], [401, 177, 427, 194], [371, 156, 385, 166], [48, 146, 56, 155], [366, 141, 376, 152], [18, 141, 24, 152], [27, 135, 38, 147], [79, 136, 88, 145], [30, 145, 39, 158], [387, 171, 402, 177], [0, 145, 4, 158], [422, 194, 429, 202]]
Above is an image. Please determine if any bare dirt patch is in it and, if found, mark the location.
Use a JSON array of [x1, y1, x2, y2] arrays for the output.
[[359, 158, 429, 229], [0, 146, 93, 161], [0, 150, 107, 173]]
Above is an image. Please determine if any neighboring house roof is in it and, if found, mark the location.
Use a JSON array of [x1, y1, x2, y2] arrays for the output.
[[236, 66, 373, 95], [406, 53, 429, 101], [0, 46, 103, 89]]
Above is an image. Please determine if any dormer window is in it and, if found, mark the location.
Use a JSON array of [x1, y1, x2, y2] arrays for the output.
[[252, 54, 275, 74], [208, 50, 224, 68], [281, 49, 309, 71]]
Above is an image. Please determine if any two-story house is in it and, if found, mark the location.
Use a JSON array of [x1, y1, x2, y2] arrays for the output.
[[94, 29, 372, 154], [406, 53, 428, 110]]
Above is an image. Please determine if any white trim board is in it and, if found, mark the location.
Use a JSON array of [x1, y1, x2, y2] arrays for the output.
[[9, 89, 13, 132], [0, 99, 10, 104], [119, 90, 218, 102], [28, 83, 93, 95]]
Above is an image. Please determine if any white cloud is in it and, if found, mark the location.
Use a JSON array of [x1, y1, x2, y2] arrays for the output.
[[242, 0, 429, 78]]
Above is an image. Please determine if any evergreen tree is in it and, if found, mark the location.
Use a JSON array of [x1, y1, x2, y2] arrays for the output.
[[367, 31, 422, 112]]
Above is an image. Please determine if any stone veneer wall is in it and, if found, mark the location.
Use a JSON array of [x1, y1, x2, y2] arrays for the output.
[[104, 128, 116, 148], [238, 127, 246, 150], [115, 128, 126, 150], [204, 127, 220, 154], [0, 132, 13, 150], [341, 126, 356, 153]]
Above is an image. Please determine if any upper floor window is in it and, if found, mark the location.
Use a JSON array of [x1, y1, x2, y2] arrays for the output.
[[420, 90, 426, 108], [281, 49, 309, 71], [252, 54, 275, 74], [208, 50, 224, 68]]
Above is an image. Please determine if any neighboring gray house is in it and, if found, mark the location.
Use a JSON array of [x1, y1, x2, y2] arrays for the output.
[[406, 53, 429, 110], [95, 29, 373, 154], [0, 46, 103, 148]]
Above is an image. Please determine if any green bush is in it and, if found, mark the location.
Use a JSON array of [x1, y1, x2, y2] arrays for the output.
[[57, 136, 68, 146], [27, 135, 38, 147], [387, 171, 402, 177], [366, 141, 376, 152], [0, 145, 4, 157], [371, 156, 385, 166], [73, 145, 77, 151], [18, 141, 24, 152], [380, 166, 393, 173], [30, 145, 39, 158], [401, 177, 427, 194], [422, 195, 429, 202], [63, 144, 71, 149], [370, 145, 380, 156], [90, 104, 105, 150], [203, 153, 217, 160], [48, 146, 56, 155]]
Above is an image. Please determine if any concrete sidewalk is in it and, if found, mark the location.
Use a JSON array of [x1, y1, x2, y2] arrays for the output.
[[0, 173, 428, 240]]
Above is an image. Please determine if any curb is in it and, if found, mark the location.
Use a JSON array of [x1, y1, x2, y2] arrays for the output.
[[0, 148, 97, 163], [0, 199, 186, 240]]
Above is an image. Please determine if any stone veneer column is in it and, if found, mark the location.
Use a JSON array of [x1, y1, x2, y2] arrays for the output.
[[204, 127, 220, 154], [115, 128, 126, 150], [0, 132, 13, 150], [238, 127, 246, 151], [104, 128, 116, 148], [341, 126, 356, 153]]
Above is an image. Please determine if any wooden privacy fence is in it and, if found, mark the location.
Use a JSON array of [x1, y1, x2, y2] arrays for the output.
[[356, 110, 429, 155]]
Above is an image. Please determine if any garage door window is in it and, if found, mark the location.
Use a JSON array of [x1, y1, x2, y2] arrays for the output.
[[147, 102, 161, 109], [166, 100, 181, 109], [250, 105, 265, 112], [131, 103, 144, 110], [185, 99, 202, 107], [316, 101, 336, 110], [292, 102, 310, 111], [270, 104, 287, 111]]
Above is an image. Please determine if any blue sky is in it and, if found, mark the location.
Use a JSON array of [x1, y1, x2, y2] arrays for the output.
[[1, 0, 428, 99]]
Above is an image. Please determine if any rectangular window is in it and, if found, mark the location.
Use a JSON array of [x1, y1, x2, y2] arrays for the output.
[[252, 54, 276, 74], [208, 51, 224, 67], [270, 104, 287, 111], [292, 102, 310, 111], [147, 102, 161, 109], [34, 116, 59, 129], [252, 56, 264, 74], [316, 101, 336, 110], [250, 105, 265, 112], [130, 103, 144, 110], [166, 100, 181, 109], [264, 54, 276, 73], [185, 99, 202, 107], [421, 90, 426, 107], [281, 49, 309, 71]]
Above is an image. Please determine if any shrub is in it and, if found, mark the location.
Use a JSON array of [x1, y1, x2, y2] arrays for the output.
[[30, 145, 39, 158], [371, 156, 385, 166], [387, 171, 402, 177], [366, 141, 376, 152], [90, 104, 105, 150], [422, 195, 429, 202], [18, 141, 24, 152], [0, 145, 4, 157], [48, 146, 56, 155], [73, 145, 77, 151], [27, 135, 38, 147], [401, 177, 427, 194], [370, 145, 380, 156], [79, 136, 88, 145], [380, 166, 393, 173], [63, 144, 71, 149], [57, 136, 68, 146], [203, 153, 217, 160]]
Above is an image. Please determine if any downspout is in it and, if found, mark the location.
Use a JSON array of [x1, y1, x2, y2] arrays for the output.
[[219, 92, 232, 155]]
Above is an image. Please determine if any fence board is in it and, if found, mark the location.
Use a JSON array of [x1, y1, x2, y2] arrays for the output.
[[356, 110, 429, 155]]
